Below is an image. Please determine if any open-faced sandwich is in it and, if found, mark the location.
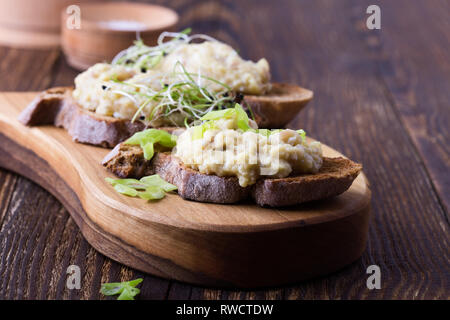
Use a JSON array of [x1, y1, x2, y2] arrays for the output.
[[102, 104, 362, 207], [17, 28, 361, 207], [19, 29, 313, 148]]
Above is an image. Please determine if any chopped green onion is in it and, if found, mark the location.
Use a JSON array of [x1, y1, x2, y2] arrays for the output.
[[113, 184, 138, 197], [142, 142, 154, 160], [138, 186, 165, 201], [235, 103, 251, 131], [200, 108, 236, 121], [105, 177, 147, 190], [192, 125, 204, 140], [192, 103, 252, 139], [125, 129, 177, 160], [140, 175, 178, 192], [297, 129, 306, 141], [106, 174, 177, 201], [101, 278, 143, 300], [258, 129, 271, 137]]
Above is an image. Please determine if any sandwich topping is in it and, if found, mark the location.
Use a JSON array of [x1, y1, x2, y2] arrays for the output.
[[174, 105, 323, 187], [72, 30, 270, 127]]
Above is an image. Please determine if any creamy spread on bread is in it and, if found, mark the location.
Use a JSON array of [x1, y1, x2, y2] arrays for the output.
[[174, 118, 323, 187], [158, 41, 270, 95], [72, 36, 270, 125]]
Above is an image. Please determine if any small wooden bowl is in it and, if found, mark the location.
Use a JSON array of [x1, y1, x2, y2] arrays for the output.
[[0, 0, 100, 48], [61, 2, 178, 70]]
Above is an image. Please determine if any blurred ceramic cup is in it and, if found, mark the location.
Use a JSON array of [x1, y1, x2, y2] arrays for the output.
[[61, 1, 179, 70], [0, 0, 102, 48]]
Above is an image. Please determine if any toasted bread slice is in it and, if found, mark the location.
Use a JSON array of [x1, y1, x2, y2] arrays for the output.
[[152, 153, 251, 204], [19, 84, 313, 147], [102, 144, 362, 207], [19, 87, 146, 148], [245, 83, 314, 128], [251, 158, 362, 206]]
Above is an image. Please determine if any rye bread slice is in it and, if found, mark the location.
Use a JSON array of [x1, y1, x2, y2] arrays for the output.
[[102, 144, 362, 207], [251, 158, 362, 207], [19, 84, 313, 147], [18, 87, 178, 148], [152, 153, 250, 204], [244, 83, 314, 128]]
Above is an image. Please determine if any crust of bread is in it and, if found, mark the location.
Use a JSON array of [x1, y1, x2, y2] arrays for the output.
[[102, 145, 362, 207], [251, 157, 362, 207], [244, 83, 314, 128], [18, 87, 148, 148], [19, 84, 313, 147], [152, 153, 251, 204]]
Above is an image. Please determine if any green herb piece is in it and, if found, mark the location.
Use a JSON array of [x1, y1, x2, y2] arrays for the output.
[[199, 103, 249, 125], [105, 177, 147, 189], [200, 107, 236, 121], [180, 27, 192, 35], [257, 129, 271, 137], [142, 142, 154, 161], [137, 186, 165, 201], [112, 28, 193, 69], [191, 120, 218, 140], [192, 104, 251, 139], [101, 278, 143, 300], [125, 129, 177, 160], [190, 102, 309, 142], [112, 28, 195, 74], [140, 175, 178, 192], [113, 184, 138, 197], [235, 103, 251, 131], [192, 125, 204, 140], [106, 174, 177, 201], [110, 30, 238, 125], [297, 129, 306, 141]]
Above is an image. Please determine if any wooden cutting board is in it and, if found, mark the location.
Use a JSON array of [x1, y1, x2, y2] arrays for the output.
[[0, 92, 371, 288]]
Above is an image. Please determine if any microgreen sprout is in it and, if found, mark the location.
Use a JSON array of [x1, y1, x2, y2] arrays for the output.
[[109, 62, 237, 126], [108, 29, 241, 126], [112, 28, 206, 70]]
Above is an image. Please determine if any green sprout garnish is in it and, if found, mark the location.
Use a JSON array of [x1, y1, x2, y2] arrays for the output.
[[108, 62, 236, 126], [106, 174, 177, 201], [108, 29, 239, 126], [125, 129, 177, 160], [100, 278, 143, 300], [112, 28, 193, 70]]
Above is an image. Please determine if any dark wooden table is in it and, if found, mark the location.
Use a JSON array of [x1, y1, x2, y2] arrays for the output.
[[0, 0, 448, 300]]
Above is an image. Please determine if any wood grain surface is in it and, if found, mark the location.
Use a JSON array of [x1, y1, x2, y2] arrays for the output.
[[0, 0, 448, 299]]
